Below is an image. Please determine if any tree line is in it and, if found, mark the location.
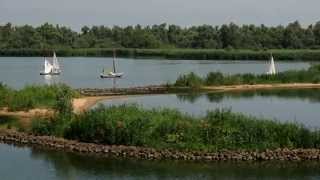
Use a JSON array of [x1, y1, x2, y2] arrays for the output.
[[1, 21, 320, 49]]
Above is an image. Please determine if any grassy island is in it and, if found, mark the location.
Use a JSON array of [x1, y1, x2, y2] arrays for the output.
[[28, 102, 320, 151], [175, 64, 320, 88]]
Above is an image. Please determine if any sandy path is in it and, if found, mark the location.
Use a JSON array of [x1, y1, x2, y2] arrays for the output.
[[72, 96, 127, 113], [0, 108, 52, 118], [0, 95, 127, 122], [202, 83, 320, 92]]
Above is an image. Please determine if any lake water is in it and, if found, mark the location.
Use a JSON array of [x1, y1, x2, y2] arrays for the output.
[[0, 57, 311, 89], [1, 143, 320, 180], [97, 89, 320, 128]]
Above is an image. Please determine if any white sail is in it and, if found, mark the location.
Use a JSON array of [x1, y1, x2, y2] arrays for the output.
[[267, 55, 276, 75], [52, 52, 61, 72], [44, 58, 53, 74]]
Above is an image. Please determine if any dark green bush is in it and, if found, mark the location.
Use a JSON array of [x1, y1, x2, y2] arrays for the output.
[[175, 72, 203, 88], [31, 117, 54, 136]]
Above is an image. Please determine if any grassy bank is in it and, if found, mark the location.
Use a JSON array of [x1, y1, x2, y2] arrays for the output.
[[1, 48, 320, 61], [175, 64, 320, 88], [0, 83, 79, 111], [30, 104, 320, 151]]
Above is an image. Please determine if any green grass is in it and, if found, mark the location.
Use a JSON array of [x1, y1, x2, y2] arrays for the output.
[[0, 83, 79, 111], [175, 64, 320, 88], [30, 104, 320, 151], [2, 48, 320, 61]]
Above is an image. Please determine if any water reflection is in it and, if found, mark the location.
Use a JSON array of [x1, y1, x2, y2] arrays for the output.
[[98, 89, 320, 128], [43, 75, 60, 86], [7, 144, 319, 179], [176, 89, 320, 103]]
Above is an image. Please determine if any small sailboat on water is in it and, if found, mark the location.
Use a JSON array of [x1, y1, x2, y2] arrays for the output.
[[266, 54, 277, 75], [40, 52, 61, 75], [100, 49, 124, 78]]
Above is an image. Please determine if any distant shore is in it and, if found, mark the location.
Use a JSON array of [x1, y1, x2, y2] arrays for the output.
[[1, 48, 320, 61]]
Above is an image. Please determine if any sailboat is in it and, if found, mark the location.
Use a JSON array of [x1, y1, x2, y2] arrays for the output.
[[266, 54, 276, 75], [40, 52, 61, 75], [100, 49, 124, 78]]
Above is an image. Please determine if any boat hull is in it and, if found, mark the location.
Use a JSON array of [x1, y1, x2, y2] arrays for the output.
[[100, 73, 123, 78], [40, 72, 61, 75]]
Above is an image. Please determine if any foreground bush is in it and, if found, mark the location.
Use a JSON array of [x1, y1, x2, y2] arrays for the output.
[[175, 64, 320, 87], [31, 104, 320, 151]]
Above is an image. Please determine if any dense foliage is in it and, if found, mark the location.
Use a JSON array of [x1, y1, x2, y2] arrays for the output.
[[0, 83, 79, 111], [31, 104, 320, 150], [175, 64, 320, 88], [1, 21, 320, 50]]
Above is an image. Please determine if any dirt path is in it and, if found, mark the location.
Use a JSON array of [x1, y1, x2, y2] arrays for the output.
[[0, 108, 52, 119], [202, 83, 320, 92], [0, 95, 127, 122], [72, 96, 127, 113]]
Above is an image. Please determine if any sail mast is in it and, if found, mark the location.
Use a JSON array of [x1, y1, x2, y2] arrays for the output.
[[113, 49, 116, 73]]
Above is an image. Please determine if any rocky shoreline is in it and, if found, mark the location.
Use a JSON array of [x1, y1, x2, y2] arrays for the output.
[[1, 130, 320, 161], [78, 85, 173, 96], [78, 84, 320, 97]]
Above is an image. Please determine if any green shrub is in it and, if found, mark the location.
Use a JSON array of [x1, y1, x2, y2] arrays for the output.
[[0, 84, 79, 111], [175, 72, 203, 88], [31, 117, 54, 135]]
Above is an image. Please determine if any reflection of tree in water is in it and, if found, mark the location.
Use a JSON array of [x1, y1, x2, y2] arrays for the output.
[[205, 93, 225, 103], [29, 147, 216, 179], [176, 89, 320, 104], [28, 146, 320, 179], [176, 93, 203, 103]]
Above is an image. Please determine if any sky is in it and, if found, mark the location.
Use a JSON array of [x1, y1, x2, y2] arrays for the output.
[[0, 0, 319, 30]]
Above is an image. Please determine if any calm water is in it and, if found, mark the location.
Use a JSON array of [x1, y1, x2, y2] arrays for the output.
[[0, 57, 311, 89], [97, 89, 320, 128], [1, 143, 320, 180]]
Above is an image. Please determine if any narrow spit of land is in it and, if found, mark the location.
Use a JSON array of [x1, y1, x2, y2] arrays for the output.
[[2, 84, 320, 161], [201, 83, 320, 93], [0, 96, 127, 121], [2, 83, 320, 119]]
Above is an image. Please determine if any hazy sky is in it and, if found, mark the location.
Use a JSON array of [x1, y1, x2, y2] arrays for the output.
[[0, 0, 319, 30]]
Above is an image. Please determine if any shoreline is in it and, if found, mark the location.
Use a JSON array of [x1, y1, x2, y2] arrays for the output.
[[1, 129, 320, 162], [201, 83, 320, 93], [3, 83, 320, 119], [1, 48, 320, 61]]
